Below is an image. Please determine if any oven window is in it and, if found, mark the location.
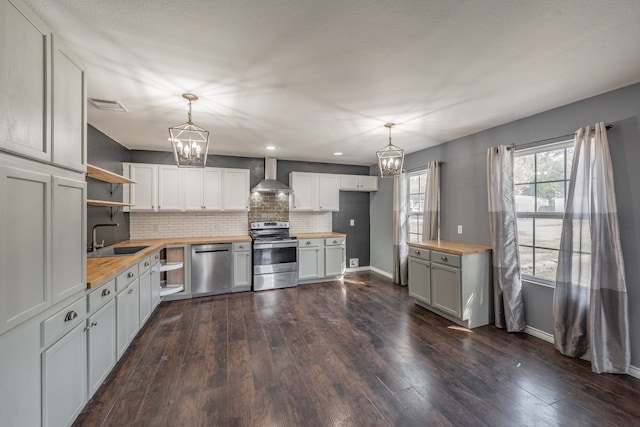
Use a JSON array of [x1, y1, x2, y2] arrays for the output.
[[253, 246, 297, 265]]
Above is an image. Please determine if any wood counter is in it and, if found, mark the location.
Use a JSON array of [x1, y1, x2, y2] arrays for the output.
[[87, 236, 251, 288], [407, 240, 492, 255], [294, 232, 346, 239]]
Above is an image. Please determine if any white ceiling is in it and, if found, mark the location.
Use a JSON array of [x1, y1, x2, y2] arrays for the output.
[[23, 0, 640, 165]]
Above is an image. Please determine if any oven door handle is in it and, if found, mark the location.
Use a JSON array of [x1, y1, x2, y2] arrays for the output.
[[253, 242, 297, 249]]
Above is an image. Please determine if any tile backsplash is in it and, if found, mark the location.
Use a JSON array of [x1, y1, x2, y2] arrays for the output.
[[248, 192, 289, 222], [289, 211, 332, 233], [130, 212, 248, 239]]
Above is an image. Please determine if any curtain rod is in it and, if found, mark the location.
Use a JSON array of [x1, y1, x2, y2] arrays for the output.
[[405, 161, 444, 173], [507, 124, 612, 151]]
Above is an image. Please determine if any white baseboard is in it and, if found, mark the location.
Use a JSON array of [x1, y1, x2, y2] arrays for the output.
[[628, 365, 640, 379], [524, 326, 554, 344], [345, 266, 371, 273], [367, 266, 393, 279]]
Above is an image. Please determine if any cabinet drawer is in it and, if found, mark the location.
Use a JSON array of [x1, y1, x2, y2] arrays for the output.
[[409, 247, 430, 261], [151, 251, 161, 265], [431, 251, 461, 268], [233, 242, 251, 252], [138, 256, 152, 273], [299, 238, 323, 248], [116, 264, 139, 292], [87, 279, 116, 313], [325, 237, 345, 246], [42, 297, 86, 347]]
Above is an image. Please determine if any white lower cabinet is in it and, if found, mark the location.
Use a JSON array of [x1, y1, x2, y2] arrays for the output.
[[324, 238, 346, 277], [42, 322, 86, 427], [139, 269, 152, 325], [232, 242, 251, 292], [116, 279, 140, 360], [298, 239, 324, 281], [151, 261, 162, 309], [87, 299, 116, 396]]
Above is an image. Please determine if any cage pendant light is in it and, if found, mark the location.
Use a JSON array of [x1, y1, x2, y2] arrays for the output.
[[377, 123, 404, 177], [169, 93, 209, 167]]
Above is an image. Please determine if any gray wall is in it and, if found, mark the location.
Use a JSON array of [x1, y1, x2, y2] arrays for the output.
[[87, 126, 131, 248], [370, 82, 640, 366], [127, 153, 373, 266]]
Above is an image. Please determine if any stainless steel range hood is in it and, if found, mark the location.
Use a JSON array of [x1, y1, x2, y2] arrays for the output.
[[250, 157, 291, 193]]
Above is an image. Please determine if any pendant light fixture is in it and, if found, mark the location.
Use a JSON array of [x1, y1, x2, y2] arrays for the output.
[[377, 123, 404, 177], [169, 93, 209, 167]]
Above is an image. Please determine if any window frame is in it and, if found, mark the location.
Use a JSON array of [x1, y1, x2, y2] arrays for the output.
[[514, 139, 574, 286], [406, 168, 428, 243]]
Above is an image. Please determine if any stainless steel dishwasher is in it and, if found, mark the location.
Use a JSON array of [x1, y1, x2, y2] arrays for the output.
[[190, 243, 232, 296]]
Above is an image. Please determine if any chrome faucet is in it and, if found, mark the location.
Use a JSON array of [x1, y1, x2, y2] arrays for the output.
[[92, 223, 119, 252]]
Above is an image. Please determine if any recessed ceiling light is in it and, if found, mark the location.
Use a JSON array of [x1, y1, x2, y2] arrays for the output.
[[334, 152, 343, 156], [265, 145, 277, 150]]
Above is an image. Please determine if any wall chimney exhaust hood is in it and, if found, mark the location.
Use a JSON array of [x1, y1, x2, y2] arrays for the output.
[[251, 157, 291, 193]]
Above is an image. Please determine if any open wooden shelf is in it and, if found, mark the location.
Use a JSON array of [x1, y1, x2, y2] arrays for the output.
[[87, 199, 134, 207], [87, 164, 136, 184]]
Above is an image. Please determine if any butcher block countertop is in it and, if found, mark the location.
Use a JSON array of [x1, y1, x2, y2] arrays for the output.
[[87, 236, 251, 289], [407, 240, 492, 255], [295, 232, 346, 239]]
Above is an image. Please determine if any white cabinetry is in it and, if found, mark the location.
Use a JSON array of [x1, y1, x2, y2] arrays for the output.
[[151, 252, 162, 309], [223, 168, 250, 211], [324, 237, 346, 277], [232, 242, 251, 292], [138, 267, 152, 325], [290, 172, 340, 211], [115, 264, 140, 359], [184, 167, 222, 211], [339, 175, 378, 192], [51, 37, 86, 172], [158, 165, 183, 211], [87, 298, 116, 396], [129, 163, 157, 211], [0, 0, 50, 162], [298, 239, 325, 280], [407, 242, 491, 329]]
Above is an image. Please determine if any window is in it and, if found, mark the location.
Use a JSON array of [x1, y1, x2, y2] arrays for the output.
[[407, 170, 427, 242], [514, 140, 574, 283]]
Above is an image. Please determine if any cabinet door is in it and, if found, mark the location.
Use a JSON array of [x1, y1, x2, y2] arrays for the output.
[[318, 174, 340, 211], [115, 290, 128, 360], [203, 168, 222, 210], [51, 37, 86, 172], [0, 0, 50, 162], [52, 176, 86, 303], [183, 168, 203, 211], [139, 269, 151, 325], [325, 245, 345, 277], [339, 175, 359, 191], [431, 263, 461, 317], [126, 279, 140, 343], [158, 165, 183, 211], [0, 164, 50, 334], [359, 175, 378, 191], [290, 172, 316, 210], [298, 246, 324, 280], [151, 262, 161, 309], [223, 168, 249, 211], [130, 164, 157, 211], [408, 257, 431, 304], [87, 299, 116, 396], [233, 251, 251, 289], [42, 323, 86, 427]]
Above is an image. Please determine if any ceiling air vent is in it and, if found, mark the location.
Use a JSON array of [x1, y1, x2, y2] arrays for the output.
[[88, 98, 128, 112]]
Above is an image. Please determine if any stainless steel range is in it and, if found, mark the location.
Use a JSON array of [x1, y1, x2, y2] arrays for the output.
[[250, 221, 298, 291]]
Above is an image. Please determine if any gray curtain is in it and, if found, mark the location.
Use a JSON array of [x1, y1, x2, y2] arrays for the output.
[[487, 145, 526, 332], [553, 123, 630, 374], [393, 173, 408, 286], [422, 161, 440, 242]]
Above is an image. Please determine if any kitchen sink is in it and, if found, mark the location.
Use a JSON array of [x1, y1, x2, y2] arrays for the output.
[[87, 245, 150, 258]]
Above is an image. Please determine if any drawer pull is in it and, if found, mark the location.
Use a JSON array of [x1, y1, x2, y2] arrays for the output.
[[415, 250, 421, 255], [155, 254, 160, 260], [441, 255, 448, 262], [333, 240, 337, 243], [64, 311, 78, 322], [144, 261, 150, 266], [127, 272, 134, 278], [306, 241, 311, 245], [101, 289, 111, 297], [128, 289, 134, 295], [91, 321, 98, 327]]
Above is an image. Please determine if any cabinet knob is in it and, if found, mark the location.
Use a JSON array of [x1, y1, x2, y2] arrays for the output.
[[441, 255, 448, 262], [101, 289, 111, 297], [128, 289, 134, 295], [306, 241, 311, 245], [91, 321, 98, 327], [155, 254, 160, 260], [333, 240, 337, 244], [64, 311, 78, 322], [415, 250, 421, 255], [127, 272, 134, 278], [145, 261, 150, 266]]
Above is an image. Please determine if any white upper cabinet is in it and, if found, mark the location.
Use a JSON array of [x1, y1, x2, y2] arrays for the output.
[[222, 168, 249, 211], [340, 175, 378, 192], [157, 165, 182, 211], [184, 167, 222, 211], [290, 172, 340, 211], [51, 37, 86, 172], [0, 0, 50, 162], [129, 163, 158, 211], [203, 168, 222, 210]]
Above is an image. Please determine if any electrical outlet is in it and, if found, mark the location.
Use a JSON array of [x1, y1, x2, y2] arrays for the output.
[[350, 219, 355, 226], [349, 258, 359, 268], [457, 225, 463, 234]]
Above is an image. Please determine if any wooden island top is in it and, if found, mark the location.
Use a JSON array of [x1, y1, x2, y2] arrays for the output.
[[407, 240, 492, 255]]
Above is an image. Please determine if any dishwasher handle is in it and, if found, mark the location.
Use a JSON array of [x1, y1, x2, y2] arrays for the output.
[[194, 248, 230, 254]]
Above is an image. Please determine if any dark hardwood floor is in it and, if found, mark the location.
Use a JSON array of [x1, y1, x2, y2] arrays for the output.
[[74, 271, 640, 427]]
